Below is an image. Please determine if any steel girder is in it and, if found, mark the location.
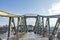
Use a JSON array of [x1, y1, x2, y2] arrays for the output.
[[7, 17, 16, 40], [43, 18, 50, 36], [0, 10, 22, 17], [52, 18, 60, 35], [18, 16, 27, 32], [34, 15, 40, 33], [17, 17, 21, 32], [34, 15, 43, 34]]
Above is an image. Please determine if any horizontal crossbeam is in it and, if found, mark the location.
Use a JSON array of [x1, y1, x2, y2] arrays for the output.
[[0, 10, 22, 17]]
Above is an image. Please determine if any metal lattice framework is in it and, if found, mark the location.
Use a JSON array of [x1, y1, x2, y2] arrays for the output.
[[52, 18, 60, 35], [0, 10, 60, 40]]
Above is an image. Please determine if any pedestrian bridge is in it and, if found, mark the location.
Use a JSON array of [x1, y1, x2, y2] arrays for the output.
[[0, 10, 60, 40]]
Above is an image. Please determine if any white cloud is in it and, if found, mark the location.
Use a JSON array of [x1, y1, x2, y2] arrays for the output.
[[26, 18, 36, 26], [48, 2, 60, 15], [26, 4, 60, 26], [50, 18, 57, 27], [38, 8, 47, 15], [14, 2, 60, 27], [1, 2, 60, 27], [48, 2, 60, 27]]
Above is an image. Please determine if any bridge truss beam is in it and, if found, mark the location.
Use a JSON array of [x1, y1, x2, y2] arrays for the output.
[[43, 18, 50, 37], [8, 17, 16, 40], [52, 18, 60, 35]]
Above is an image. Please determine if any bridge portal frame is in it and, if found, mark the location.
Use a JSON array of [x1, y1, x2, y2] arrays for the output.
[[0, 10, 60, 40]]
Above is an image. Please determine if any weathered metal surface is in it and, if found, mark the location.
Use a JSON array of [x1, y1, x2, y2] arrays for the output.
[[0, 10, 22, 17], [52, 18, 60, 35], [43, 18, 50, 36], [0, 10, 60, 40]]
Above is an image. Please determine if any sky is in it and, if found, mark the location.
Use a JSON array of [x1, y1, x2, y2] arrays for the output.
[[0, 0, 60, 26]]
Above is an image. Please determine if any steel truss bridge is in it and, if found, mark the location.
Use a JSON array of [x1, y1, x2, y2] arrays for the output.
[[0, 10, 60, 40]]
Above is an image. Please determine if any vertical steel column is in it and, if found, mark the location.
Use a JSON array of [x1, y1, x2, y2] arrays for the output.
[[43, 18, 50, 36], [20, 16, 27, 32], [34, 16, 37, 33], [43, 18, 48, 36], [7, 17, 16, 40], [37, 15, 40, 33], [34, 15, 42, 34], [34, 15, 39, 33], [17, 17, 20, 33], [7, 17, 11, 40], [38, 16, 41, 34], [52, 18, 60, 35], [20, 17, 23, 32], [42, 17, 44, 32], [41, 17, 45, 36], [38, 16, 42, 34], [24, 16, 27, 32], [21, 17, 24, 32], [47, 18, 50, 35], [11, 17, 16, 34], [16, 17, 20, 40]]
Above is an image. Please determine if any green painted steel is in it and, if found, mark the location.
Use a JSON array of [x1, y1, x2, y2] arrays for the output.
[[42, 17, 44, 33], [17, 17, 19, 33], [1, 10, 60, 40], [24, 16, 27, 32], [11, 17, 16, 35], [34, 15, 39, 33], [34, 15, 43, 34], [52, 18, 60, 35], [18, 16, 27, 32], [7, 17, 16, 40], [17, 17, 21, 32], [43, 18, 50, 36], [7, 17, 11, 40]]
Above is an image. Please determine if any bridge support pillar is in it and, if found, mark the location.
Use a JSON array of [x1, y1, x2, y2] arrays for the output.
[[18, 16, 27, 32], [43, 18, 50, 37], [7, 17, 16, 40], [52, 18, 60, 35]]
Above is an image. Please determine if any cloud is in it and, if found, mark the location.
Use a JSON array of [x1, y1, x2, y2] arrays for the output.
[[48, 2, 60, 15], [48, 2, 60, 27], [25, 8, 46, 26], [38, 8, 47, 15], [26, 18, 36, 26], [50, 18, 57, 27]]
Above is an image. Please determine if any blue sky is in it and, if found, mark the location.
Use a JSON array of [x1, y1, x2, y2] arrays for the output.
[[0, 0, 59, 15], [0, 0, 60, 26]]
